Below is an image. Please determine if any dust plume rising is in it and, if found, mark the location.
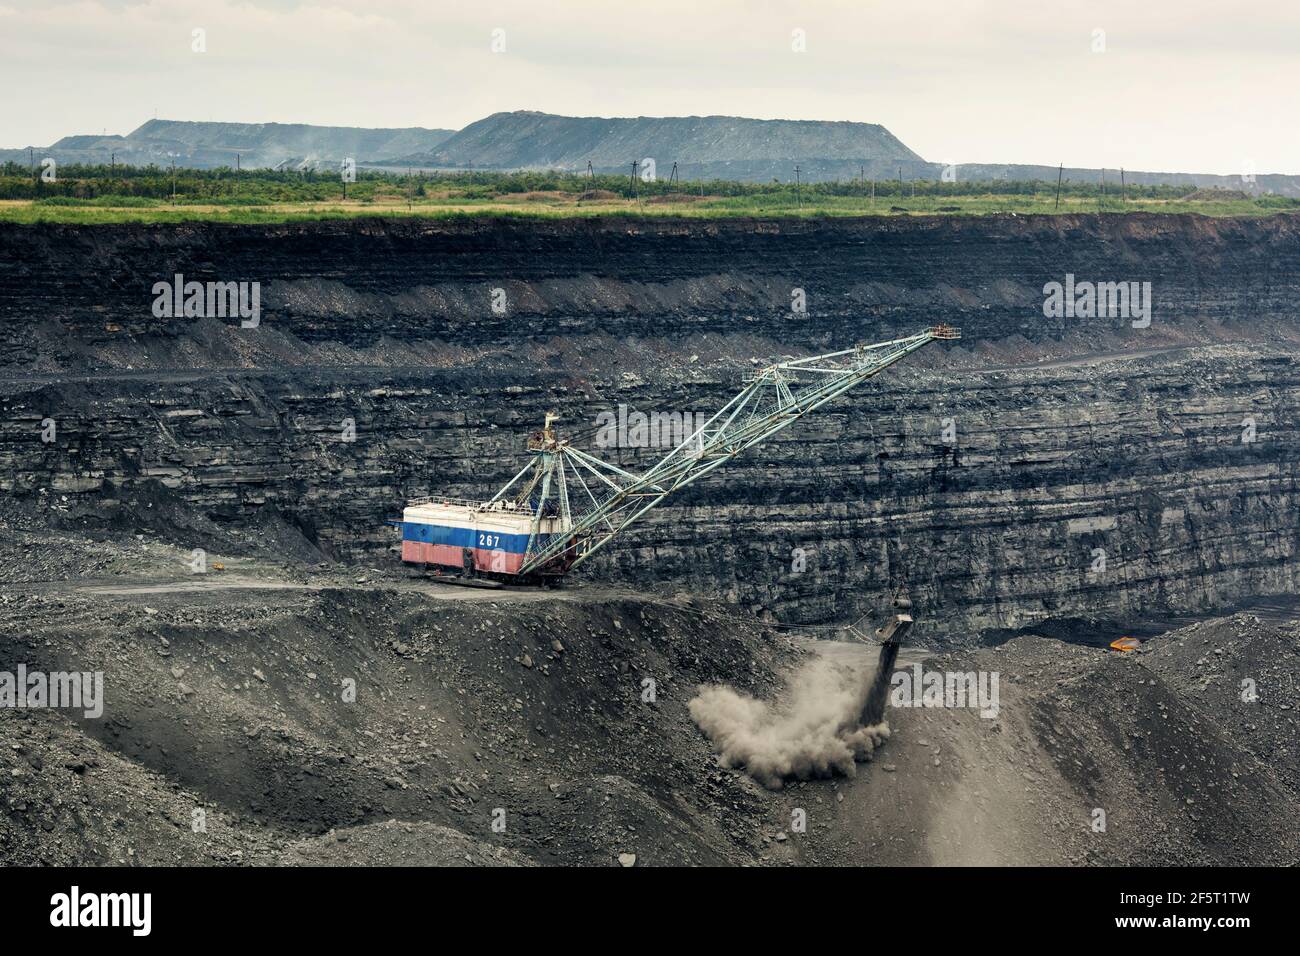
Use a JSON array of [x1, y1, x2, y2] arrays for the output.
[[689, 656, 890, 789]]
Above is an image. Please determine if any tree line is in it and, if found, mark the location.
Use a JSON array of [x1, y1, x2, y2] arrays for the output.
[[0, 161, 1246, 204]]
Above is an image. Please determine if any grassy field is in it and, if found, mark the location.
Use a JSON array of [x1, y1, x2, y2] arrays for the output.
[[2, 193, 1290, 224], [1, 163, 1291, 224]]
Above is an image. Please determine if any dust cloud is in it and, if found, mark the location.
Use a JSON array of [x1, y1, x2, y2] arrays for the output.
[[689, 656, 890, 789]]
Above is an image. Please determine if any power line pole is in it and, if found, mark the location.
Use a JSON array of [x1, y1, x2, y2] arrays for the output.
[[1055, 163, 1064, 210], [1120, 167, 1126, 204], [630, 160, 639, 201], [578, 161, 594, 204], [794, 165, 802, 208]]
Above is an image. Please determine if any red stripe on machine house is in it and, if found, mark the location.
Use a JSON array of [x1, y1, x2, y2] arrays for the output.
[[401, 540, 524, 573], [401, 541, 459, 565]]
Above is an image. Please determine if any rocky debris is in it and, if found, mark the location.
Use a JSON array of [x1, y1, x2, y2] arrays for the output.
[[1141, 613, 1299, 796], [792, 630, 1300, 867], [0, 571, 794, 866], [277, 820, 534, 867], [2, 547, 1295, 867]]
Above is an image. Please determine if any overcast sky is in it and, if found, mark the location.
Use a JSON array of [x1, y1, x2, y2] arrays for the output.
[[3, 0, 1298, 174]]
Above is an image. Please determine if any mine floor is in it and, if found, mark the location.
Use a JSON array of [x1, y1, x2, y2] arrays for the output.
[[3, 552, 1296, 866]]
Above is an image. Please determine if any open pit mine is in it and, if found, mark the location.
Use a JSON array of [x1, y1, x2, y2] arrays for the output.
[[2, 214, 1298, 866]]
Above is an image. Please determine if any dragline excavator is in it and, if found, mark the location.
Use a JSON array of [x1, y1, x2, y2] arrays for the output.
[[397, 324, 960, 585]]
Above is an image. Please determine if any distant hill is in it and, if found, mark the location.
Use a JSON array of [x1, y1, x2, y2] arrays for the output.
[[4, 110, 1298, 195], [391, 110, 925, 180], [47, 134, 129, 150], [8, 119, 456, 170]]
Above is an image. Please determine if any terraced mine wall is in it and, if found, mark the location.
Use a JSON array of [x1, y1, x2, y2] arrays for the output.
[[2, 215, 1299, 639]]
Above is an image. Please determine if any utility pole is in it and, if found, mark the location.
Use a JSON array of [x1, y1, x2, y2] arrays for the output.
[[1100, 167, 1106, 209], [794, 165, 802, 209], [1055, 163, 1064, 210], [1120, 167, 1126, 204], [170, 157, 176, 204], [236, 153, 240, 172], [630, 160, 639, 201], [579, 161, 593, 204]]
